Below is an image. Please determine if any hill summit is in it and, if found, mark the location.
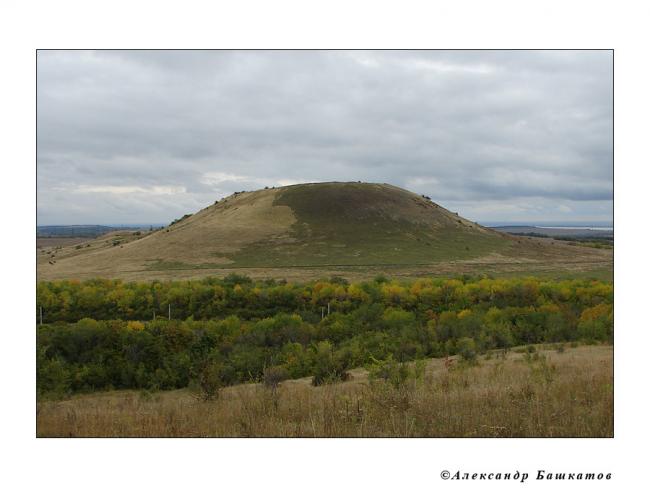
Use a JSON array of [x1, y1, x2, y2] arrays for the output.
[[37, 182, 610, 281], [219, 181, 509, 266]]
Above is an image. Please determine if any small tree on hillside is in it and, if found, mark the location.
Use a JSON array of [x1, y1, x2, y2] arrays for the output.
[[263, 365, 289, 391], [457, 337, 478, 364], [311, 341, 351, 386], [191, 361, 222, 401]]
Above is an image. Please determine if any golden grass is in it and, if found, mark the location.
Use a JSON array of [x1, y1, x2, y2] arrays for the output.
[[37, 345, 613, 437]]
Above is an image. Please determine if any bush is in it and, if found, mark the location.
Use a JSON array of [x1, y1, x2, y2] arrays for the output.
[[457, 338, 478, 364], [37, 353, 72, 399], [329, 275, 349, 285], [138, 389, 154, 402], [527, 353, 557, 384], [368, 355, 425, 389], [191, 362, 222, 401], [263, 365, 289, 389], [311, 341, 351, 386], [127, 321, 145, 331], [170, 214, 193, 226], [312, 365, 350, 386], [368, 356, 409, 389]]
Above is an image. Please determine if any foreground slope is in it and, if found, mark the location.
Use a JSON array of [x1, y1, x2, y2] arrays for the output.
[[37, 182, 612, 281], [37, 345, 613, 437]]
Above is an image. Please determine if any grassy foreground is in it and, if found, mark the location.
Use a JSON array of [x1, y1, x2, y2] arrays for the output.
[[37, 344, 612, 437]]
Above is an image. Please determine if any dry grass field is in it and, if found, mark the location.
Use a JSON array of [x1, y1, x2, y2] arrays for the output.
[[37, 237, 91, 249], [37, 344, 612, 437]]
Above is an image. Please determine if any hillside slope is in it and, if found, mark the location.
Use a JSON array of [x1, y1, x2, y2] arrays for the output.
[[37, 182, 612, 281]]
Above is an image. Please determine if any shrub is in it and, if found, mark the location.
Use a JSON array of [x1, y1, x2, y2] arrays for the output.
[[527, 353, 557, 385], [368, 356, 408, 389], [138, 389, 154, 402], [191, 361, 222, 401], [127, 320, 145, 331], [311, 341, 351, 386], [263, 365, 289, 389], [75, 318, 99, 330], [37, 352, 72, 400], [223, 273, 253, 286], [329, 275, 349, 285], [368, 356, 426, 389], [170, 214, 193, 226], [374, 274, 389, 284], [457, 337, 478, 364]]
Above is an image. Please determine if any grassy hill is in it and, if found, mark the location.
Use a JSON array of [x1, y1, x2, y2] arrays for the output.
[[220, 182, 509, 267], [37, 182, 612, 281]]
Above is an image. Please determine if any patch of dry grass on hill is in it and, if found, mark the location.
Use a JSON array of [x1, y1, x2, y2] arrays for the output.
[[37, 187, 296, 281]]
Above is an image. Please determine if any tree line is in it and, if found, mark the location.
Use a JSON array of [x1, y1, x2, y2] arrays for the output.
[[37, 274, 612, 323], [37, 275, 613, 397]]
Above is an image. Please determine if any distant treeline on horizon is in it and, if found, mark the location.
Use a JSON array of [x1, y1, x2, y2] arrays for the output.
[[481, 221, 613, 228], [37, 224, 163, 238]]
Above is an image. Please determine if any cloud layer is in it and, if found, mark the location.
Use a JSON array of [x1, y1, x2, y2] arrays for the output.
[[37, 50, 613, 225]]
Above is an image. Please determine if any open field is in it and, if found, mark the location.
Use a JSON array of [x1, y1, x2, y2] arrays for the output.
[[37, 237, 91, 249], [37, 240, 612, 283], [37, 344, 612, 437], [37, 257, 612, 283]]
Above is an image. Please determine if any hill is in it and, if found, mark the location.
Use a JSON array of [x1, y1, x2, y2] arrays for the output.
[[37, 182, 612, 281]]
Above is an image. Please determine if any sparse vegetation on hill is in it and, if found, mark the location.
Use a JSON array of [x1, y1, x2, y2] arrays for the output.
[[170, 213, 193, 226]]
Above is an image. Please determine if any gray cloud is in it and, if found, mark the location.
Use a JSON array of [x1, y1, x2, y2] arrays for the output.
[[37, 50, 613, 225]]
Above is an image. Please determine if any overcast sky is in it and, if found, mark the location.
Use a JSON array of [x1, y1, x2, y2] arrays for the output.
[[37, 50, 613, 225]]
